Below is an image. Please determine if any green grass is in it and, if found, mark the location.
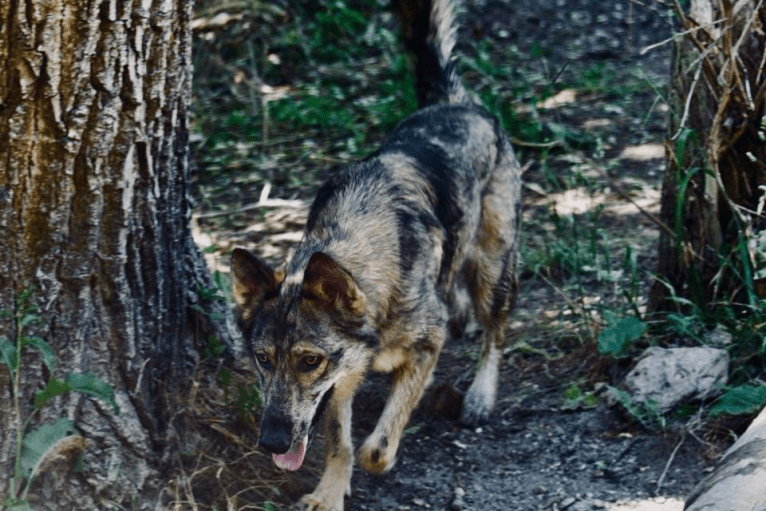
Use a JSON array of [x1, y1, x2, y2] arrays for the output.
[[191, 0, 418, 202], [192, 0, 640, 202]]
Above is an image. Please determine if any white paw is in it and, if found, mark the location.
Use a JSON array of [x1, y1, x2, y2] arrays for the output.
[[461, 347, 500, 425], [461, 378, 496, 425], [295, 489, 345, 511]]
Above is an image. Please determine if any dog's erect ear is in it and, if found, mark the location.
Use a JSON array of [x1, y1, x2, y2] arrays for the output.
[[302, 252, 365, 318], [231, 248, 283, 319]]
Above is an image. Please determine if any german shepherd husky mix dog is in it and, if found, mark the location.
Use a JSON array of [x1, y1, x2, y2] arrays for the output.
[[231, 0, 521, 508]]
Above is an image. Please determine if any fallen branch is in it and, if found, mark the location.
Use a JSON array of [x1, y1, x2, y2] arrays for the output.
[[685, 406, 766, 510]]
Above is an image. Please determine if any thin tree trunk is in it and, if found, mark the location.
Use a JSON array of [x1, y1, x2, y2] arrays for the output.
[[650, 0, 766, 313], [0, 0, 230, 508]]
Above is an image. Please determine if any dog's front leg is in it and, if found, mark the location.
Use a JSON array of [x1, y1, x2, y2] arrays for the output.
[[357, 331, 444, 473], [298, 390, 354, 511]]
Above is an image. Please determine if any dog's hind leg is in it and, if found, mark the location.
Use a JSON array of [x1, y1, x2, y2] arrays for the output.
[[461, 148, 521, 426], [299, 391, 354, 511], [357, 326, 446, 474], [462, 324, 507, 425]]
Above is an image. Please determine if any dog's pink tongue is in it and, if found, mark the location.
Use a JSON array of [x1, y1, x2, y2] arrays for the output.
[[272, 439, 306, 472]]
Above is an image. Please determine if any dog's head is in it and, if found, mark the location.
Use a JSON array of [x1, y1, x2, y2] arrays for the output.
[[230, 248, 374, 471]]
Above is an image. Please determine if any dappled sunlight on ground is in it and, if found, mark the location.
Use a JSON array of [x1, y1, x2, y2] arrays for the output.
[[620, 144, 665, 161], [537, 88, 578, 109], [526, 185, 661, 218]]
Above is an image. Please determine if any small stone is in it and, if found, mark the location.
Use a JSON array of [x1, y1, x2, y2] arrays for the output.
[[560, 497, 577, 509], [704, 325, 733, 346]]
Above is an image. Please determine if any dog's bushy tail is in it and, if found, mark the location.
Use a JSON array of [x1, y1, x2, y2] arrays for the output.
[[394, 0, 468, 107]]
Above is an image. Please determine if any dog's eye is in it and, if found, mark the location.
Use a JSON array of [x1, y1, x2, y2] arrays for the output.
[[255, 352, 271, 369], [300, 354, 322, 371]]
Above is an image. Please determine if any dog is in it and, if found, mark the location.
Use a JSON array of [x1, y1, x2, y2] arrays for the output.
[[230, 0, 521, 509]]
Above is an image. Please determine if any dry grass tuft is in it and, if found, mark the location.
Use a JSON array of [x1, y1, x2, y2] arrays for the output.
[[164, 363, 322, 510]]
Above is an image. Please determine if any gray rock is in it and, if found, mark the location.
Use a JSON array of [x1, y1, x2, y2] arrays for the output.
[[623, 347, 729, 412]]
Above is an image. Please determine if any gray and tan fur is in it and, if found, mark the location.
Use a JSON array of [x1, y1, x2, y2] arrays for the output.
[[231, 1, 521, 509]]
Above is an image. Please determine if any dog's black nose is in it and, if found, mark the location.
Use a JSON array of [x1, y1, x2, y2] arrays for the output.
[[258, 414, 294, 454]]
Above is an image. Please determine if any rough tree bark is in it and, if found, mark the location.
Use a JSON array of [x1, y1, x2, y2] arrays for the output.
[[0, 0, 230, 508], [650, 0, 766, 312]]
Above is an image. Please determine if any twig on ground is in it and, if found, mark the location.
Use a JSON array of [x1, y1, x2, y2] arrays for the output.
[[194, 183, 306, 219], [536, 272, 582, 317], [655, 430, 687, 493], [509, 137, 564, 150]]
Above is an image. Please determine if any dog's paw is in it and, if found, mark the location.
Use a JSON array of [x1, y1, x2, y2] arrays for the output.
[[295, 489, 345, 511], [460, 378, 496, 426], [357, 433, 397, 473], [295, 452, 352, 511]]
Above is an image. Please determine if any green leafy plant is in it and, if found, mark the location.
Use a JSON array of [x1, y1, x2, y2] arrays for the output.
[[609, 387, 666, 431], [217, 368, 262, 425], [562, 384, 599, 410], [0, 290, 119, 510], [234, 382, 263, 423], [709, 383, 766, 417], [597, 312, 647, 359]]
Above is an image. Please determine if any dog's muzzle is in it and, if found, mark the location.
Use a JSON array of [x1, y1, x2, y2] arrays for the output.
[[259, 413, 308, 471], [258, 413, 293, 455]]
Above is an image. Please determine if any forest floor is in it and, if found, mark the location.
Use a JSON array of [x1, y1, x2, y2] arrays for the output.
[[185, 0, 742, 509]]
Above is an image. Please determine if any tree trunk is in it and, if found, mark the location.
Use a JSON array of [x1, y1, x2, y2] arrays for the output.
[[650, 0, 766, 313], [685, 405, 766, 510], [0, 1, 230, 508]]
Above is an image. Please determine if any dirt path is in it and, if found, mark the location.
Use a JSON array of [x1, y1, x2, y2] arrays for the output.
[[190, 1, 719, 509]]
